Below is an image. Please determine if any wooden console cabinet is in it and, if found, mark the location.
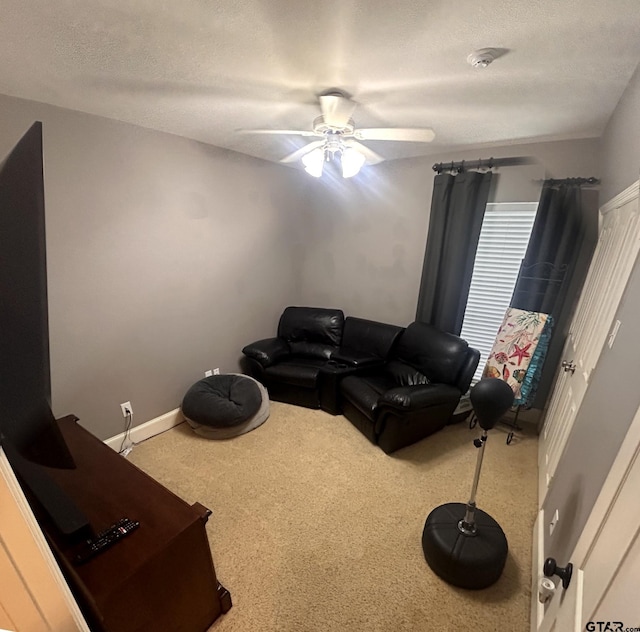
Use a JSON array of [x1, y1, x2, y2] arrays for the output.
[[41, 415, 231, 632]]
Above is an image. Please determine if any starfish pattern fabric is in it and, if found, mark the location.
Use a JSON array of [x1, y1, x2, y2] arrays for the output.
[[509, 343, 532, 366], [483, 308, 549, 403]]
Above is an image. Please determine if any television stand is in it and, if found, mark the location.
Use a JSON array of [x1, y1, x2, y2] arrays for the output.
[[39, 415, 231, 632]]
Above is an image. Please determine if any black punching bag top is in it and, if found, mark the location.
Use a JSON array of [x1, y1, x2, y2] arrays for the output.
[[470, 378, 515, 430]]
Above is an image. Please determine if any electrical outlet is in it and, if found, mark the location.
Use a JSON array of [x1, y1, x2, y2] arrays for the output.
[[204, 370, 213, 377], [120, 401, 133, 417], [213, 368, 220, 375]]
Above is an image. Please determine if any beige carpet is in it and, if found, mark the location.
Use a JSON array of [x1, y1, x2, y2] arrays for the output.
[[129, 402, 538, 632]]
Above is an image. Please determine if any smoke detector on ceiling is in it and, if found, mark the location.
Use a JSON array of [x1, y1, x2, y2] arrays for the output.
[[467, 48, 498, 68]]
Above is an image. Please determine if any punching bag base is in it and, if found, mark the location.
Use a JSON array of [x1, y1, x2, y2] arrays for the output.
[[422, 502, 508, 589]]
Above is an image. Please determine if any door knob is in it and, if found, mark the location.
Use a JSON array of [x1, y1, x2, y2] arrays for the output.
[[543, 557, 573, 589], [561, 360, 576, 374]]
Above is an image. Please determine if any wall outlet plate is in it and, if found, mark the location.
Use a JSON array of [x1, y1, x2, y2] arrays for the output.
[[204, 370, 213, 377], [213, 368, 220, 375], [120, 401, 132, 417]]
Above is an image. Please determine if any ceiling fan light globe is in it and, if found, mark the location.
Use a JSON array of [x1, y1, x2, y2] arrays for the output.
[[302, 147, 325, 177], [341, 147, 366, 178]]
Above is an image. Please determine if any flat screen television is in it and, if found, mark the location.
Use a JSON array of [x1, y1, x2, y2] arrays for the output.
[[0, 122, 90, 537]]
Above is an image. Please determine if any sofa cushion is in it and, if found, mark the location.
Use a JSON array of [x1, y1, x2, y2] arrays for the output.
[[385, 360, 430, 386], [340, 374, 395, 418], [278, 306, 344, 347]]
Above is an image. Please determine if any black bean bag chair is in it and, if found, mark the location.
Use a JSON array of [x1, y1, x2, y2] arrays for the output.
[[182, 374, 269, 439]]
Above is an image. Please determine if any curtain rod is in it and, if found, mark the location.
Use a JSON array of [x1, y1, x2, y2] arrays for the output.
[[544, 177, 600, 186], [432, 156, 535, 173]]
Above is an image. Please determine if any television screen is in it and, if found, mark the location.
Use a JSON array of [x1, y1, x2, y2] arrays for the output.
[[0, 121, 91, 537], [0, 121, 77, 468]]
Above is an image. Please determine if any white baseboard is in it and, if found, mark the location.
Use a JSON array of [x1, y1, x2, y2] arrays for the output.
[[104, 408, 185, 452]]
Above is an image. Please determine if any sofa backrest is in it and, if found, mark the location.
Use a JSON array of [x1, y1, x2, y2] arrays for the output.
[[341, 317, 404, 360], [392, 321, 479, 391], [277, 306, 344, 359]]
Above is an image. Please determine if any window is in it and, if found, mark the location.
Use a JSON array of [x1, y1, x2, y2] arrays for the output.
[[460, 202, 538, 383]]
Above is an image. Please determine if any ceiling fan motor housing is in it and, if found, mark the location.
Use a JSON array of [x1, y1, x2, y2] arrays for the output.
[[312, 115, 355, 136]]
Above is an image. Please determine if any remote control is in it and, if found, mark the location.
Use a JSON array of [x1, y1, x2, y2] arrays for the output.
[[74, 517, 139, 564]]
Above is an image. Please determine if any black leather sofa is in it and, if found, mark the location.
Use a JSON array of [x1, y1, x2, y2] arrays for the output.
[[242, 306, 345, 409], [241, 307, 402, 411], [339, 321, 480, 454], [242, 307, 479, 453]]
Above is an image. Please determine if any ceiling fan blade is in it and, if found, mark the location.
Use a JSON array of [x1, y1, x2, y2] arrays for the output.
[[236, 128, 321, 137], [319, 94, 357, 127], [354, 128, 435, 142], [280, 140, 326, 163], [343, 140, 385, 165]]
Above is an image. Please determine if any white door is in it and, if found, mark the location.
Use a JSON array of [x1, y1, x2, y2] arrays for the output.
[[0, 450, 89, 632], [536, 403, 640, 632], [539, 180, 640, 506]]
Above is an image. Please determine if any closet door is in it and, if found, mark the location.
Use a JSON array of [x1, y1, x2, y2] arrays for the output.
[[535, 403, 640, 632], [538, 181, 640, 506]]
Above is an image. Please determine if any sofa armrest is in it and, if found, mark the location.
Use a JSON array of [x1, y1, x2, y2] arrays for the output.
[[378, 384, 461, 412], [242, 337, 290, 368]]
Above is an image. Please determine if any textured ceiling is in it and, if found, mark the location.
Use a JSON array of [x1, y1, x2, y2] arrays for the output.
[[1, 0, 639, 166]]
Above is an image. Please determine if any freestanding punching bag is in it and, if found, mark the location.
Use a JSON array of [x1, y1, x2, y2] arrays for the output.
[[421, 378, 515, 589]]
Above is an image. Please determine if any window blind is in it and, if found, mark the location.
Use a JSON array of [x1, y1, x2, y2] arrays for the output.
[[460, 202, 539, 383]]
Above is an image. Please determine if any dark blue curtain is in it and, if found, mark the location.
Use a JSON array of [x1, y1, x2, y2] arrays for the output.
[[511, 181, 599, 408], [416, 170, 493, 335]]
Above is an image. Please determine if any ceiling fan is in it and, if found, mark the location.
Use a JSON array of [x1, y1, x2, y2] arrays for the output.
[[238, 91, 435, 178]]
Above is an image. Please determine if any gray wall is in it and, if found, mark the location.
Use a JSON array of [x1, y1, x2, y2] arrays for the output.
[[599, 62, 640, 203], [543, 62, 640, 559], [0, 78, 624, 452], [0, 94, 302, 440], [295, 138, 600, 328]]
